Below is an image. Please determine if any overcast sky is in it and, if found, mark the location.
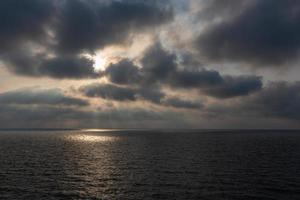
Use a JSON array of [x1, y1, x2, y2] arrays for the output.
[[0, 0, 300, 129]]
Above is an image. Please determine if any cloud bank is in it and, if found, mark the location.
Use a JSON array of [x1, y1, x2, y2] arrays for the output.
[[0, 0, 299, 128]]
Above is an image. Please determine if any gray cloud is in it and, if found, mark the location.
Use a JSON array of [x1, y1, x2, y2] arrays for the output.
[[244, 81, 300, 120], [105, 59, 142, 85], [196, 0, 300, 67], [1, 0, 299, 128], [81, 83, 137, 101], [0, 104, 171, 129], [162, 97, 203, 109], [105, 43, 263, 99], [56, 0, 173, 53], [141, 43, 177, 83], [0, 0, 54, 53], [39, 56, 97, 79], [81, 83, 203, 110], [169, 69, 223, 88], [0, 88, 89, 107], [203, 75, 262, 99], [196, 0, 250, 22], [206, 81, 300, 121], [3, 52, 98, 79], [137, 86, 165, 104], [0, 0, 173, 78], [1, 82, 299, 128]]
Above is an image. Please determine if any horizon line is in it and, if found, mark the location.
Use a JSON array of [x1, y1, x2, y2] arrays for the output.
[[0, 128, 300, 132]]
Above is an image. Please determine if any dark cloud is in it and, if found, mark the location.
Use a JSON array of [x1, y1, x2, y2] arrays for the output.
[[206, 81, 300, 122], [0, 0, 54, 52], [0, 88, 88, 107], [56, 0, 173, 53], [39, 56, 97, 79], [0, 0, 173, 78], [4, 52, 98, 79], [81, 83, 137, 101], [105, 59, 142, 85], [203, 75, 263, 99], [169, 69, 223, 88], [196, 0, 300, 66], [81, 83, 164, 104], [196, 0, 250, 21], [162, 98, 203, 109], [2, 0, 299, 128], [140, 43, 262, 98], [109, 44, 207, 89], [1, 82, 299, 128], [244, 82, 300, 120], [137, 87, 165, 104], [105, 43, 263, 99], [141, 43, 177, 82], [2, 49, 41, 76], [81, 83, 203, 110]]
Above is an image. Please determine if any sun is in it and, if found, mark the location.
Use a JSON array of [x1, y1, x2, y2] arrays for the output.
[[93, 53, 107, 72]]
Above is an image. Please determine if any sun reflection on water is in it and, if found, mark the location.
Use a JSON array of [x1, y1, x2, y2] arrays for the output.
[[67, 134, 118, 143], [80, 129, 119, 132]]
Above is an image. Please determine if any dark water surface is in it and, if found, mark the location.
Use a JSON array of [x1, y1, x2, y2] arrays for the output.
[[0, 130, 299, 200]]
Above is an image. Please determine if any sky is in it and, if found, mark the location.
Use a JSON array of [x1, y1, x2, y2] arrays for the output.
[[0, 0, 300, 129]]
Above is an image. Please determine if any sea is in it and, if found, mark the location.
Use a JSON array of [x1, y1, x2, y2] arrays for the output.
[[0, 129, 299, 200]]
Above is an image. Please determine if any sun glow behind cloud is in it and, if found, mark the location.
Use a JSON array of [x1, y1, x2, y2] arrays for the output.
[[93, 53, 107, 72]]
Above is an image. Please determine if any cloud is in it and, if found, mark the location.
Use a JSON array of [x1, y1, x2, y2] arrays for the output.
[[169, 69, 223, 88], [206, 81, 300, 121], [0, 0, 54, 53], [56, 0, 173, 53], [1, 82, 299, 128], [202, 75, 262, 99], [140, 42, 177, 82], [196, 0, 250, 21], [104, 59, 142, 85], [0, 103, 181, 129], [3, 52, 98, 79], [137, 86, 165, 104], [244, 81, 300, 120], [39, 56, 98, 79], [80, 83, 203, 110], [196, 0, 300, 67], [0, 0, 173, 78], [81, 83, 137, 101], [80, 83, 165, 104], [162, 97, 203, 109], [104, 43, 263, 98], [0, 88, 89, 107]]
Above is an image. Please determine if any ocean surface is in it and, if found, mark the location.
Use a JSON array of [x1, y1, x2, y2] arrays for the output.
[[0, 129, 299, 200]]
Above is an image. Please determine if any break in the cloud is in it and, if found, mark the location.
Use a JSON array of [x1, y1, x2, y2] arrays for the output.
[[0, 0, 300, 128]]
